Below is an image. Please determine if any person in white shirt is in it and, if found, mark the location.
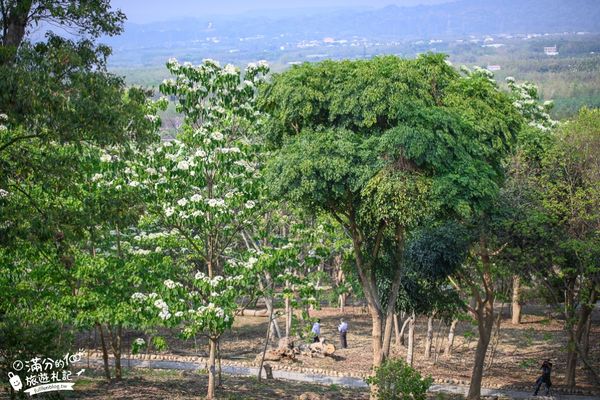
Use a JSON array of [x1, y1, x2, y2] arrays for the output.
[[311, 319, 321, 343], [338, 318, 348, 348]]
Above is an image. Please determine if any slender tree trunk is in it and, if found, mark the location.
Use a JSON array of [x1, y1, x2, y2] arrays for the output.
[[511, 275, 522, 325], [406, 313, 415, 366], [370, 306, 385, 368], [217, 339, 222, 387], [467, 237, 495, 400], [114, 325, 122, 380], [424, 315, 434, 359], [565, 285, 596, 388], [97, 323, 111, 381], [445, 319, 458, 358], [258, 304, 275, 382], [107, 324, 123, 380], [335, 257, 347, 312], [467, 298, 494, 400], [207, 337, 217, 399], [433, 318, 445, 364], [339, 293, 347, 312], [393, 313, 401, 348], [285, 281, 291, 337], [399, 316, 410, 346], [264, 296, 281, 341], [581, 314, 592, 358], [381, 309, 395, 358], [565, 278, 577, 387]]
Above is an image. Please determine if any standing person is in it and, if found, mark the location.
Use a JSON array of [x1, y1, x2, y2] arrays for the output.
[[311, 319, 321, 343], [338, 318, 348, 348], [533, 360, 552, 396]]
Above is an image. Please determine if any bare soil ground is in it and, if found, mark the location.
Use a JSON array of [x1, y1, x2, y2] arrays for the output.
[[77, 305, 600, 394]]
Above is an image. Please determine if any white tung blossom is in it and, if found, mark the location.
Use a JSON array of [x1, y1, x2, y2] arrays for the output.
[[134, 338, 145, 346], [195, 271, 206, 280], [164, 279, 177, 289], [159, 309, 172, 320], [195, 149, 206, 158], [154, 299, 168, 309], [131, 292, 147, 301], [91, 173, 103, 182], [207, 198, 225, 208], [223, 64, 237, 75], [191, 194, 202, 202], [177, 198, 189, 207], [165, 207, 175, 217], [100, 154, 112, 163], [177, 160, 190, 170], [210, 131, 224, 141]]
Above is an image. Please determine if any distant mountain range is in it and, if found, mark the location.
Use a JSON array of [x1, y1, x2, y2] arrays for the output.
[[105, 0, 600, 49]]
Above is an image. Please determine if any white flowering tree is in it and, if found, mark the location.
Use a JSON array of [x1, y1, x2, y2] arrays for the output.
[[505, 77, 558, 131], [127, 58, 269, 399]]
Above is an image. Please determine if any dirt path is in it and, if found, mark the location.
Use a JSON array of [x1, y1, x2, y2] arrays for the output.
[[86, 356, 598, 400]]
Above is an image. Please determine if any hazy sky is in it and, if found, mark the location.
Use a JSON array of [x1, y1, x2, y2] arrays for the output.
[[111, 0, 453, 23]]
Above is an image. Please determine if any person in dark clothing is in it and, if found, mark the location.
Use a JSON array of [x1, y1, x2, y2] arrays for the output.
[[533, 360, 552, 396]]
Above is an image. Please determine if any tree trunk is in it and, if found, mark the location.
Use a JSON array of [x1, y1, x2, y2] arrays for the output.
[[393, 313, 401, 348], [264, 296, 281, 341], [424, 315, 434, 359], [511, 275, 522, 325], [445, 319, 458, 358], [207, 337, 217, 399], [565, 285, 596, 388], [565, 277, 577, 388], [467, 236, 495, 400], [399, 316, 410, 347], [114, 325, 122, 380], [467, 302, 494, 400], [370, 306, 385, 368], [339, 293, 347, 312], [406, 313, 415, 366], [2, 0, 32, 52], [581, 313, 592, 358], [285, 281, 292, 337], [381, 309, 395, 358], [258, 302, 275, 382], [97, 323, 111, 381], [107, 324, 123, 380]]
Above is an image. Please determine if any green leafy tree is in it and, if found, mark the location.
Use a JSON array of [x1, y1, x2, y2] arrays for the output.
[[0, 0, 125, 58], [262, 54, 521, 398], [506, 108, 600, 387]]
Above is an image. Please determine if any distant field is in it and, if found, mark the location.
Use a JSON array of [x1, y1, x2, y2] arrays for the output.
[[110, 33, 600, 120]]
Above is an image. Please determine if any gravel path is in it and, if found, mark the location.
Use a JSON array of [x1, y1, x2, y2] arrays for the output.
[[86, 356, 598, 400]]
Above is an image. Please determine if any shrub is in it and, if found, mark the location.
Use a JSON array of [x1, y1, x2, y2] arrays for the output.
[[366, 358, 433, 400]]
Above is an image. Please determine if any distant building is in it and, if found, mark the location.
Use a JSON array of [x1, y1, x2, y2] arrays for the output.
[[487, 65, 501, 71], [544, 46, 559, 55], [323, 37, 335, 44]]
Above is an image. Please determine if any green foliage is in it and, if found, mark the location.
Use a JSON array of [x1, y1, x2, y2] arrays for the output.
[[151, 336, 168, 352], [366, 358, 433, 400], [0, 0, 125, 53]]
